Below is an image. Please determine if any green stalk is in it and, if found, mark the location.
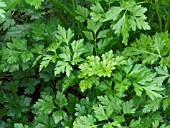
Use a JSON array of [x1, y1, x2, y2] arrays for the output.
[[164, 7, 170, 32], [51, 0, 75, 17], [153, 2, 163, 32], [94, 33, 97, 55], [72, 0, 76, 12]]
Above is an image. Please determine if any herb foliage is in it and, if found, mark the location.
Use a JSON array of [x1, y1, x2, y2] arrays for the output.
[[0, 0, 170, 127]]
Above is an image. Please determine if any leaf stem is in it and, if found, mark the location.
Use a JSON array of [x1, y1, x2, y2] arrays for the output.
[[164, 7, 170, 32]]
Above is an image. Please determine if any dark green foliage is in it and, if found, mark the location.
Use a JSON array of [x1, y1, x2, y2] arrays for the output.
[[0, 0, 170, 128]]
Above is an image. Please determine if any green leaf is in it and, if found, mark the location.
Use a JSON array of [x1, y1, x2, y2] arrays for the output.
[[161, 0, 170, 6], [122, 100, 136, 114], [0, 0, 6, 20], [75, 97, 93, 117], [20, 78, 40, 94], [3, 0, 21, 10], [154, 66, 169, 85], [87, 20, 102, 34], [55, 91, 67, 109], [155, 66, 169, 75], [4, 94, 31, 118], [59, 45, 71, 61], [154, 33, 166, 55], [54, 61, 73, 77], [0, 39, 33, 72], [55, 25, 74, 45], [75, 5, 89, 22], [3, 80, 19, 93], [90, 2, 105, 22], [124, 33, 168, 65], [79, 76, 99, 92], [2, 12, 15, 31], [94, 104, 108, 121], [97, 95, 123, 114], [21, 51, 33, 63], [73, 115, 96, 128], [114, 116, 125, 123], [14, 123, 29, 128], [129, 119, 141, 128], [104, 6, 124, 21], [160, 124, 170, 128], [3, 24, 31, 39], [35, 114, 56, 128], [31, 23, 46, 41], [34, 95, 55, 114], [83, 31, 94, 40], [47, 41, 61, 53], [133, 83, 143, 96], [97, 29, 110, 39], [71, 39, 85, 65], [143, 98, 162, 113], [39, 54, 57, 71], [143, 85, 164, 100], [152, 121, 159, 128], [66, 94, 79, 114], [52, 110, 66, 123], [128, 5, 150, 31], [112, 14, 130, 45], [113, 74, 131, 96], [162, 97, 170, 110], [75, 104, 87, 116], [62, 73, 77, 92], [25, 0, 44, 9]]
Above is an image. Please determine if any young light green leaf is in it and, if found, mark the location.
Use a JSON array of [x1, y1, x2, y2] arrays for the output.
[[79, 50, 125, 78], [79, 76, 99, 92]]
